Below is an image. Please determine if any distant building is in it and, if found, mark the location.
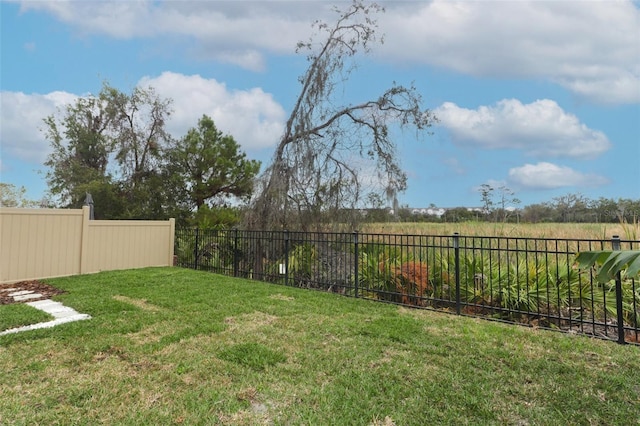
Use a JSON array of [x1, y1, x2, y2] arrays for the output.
[[366, 206, 484, 218], [411, 207, 446, 217], [406, 207, 483, 217]]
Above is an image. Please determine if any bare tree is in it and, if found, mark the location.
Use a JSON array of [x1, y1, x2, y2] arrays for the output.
[[496, 185, 521, 222], [246, 0, 435, 231], [479, 184, 495, 217], [105, 85, 173, 189]]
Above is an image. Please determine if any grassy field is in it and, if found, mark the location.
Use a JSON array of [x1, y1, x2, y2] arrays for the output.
[[1, 267, 639, 425], [363, 221, 640, 241]]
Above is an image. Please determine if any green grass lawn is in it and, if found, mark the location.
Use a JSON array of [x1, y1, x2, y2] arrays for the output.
[[1, 267, 638, 425], [0, 304, 54, 331]]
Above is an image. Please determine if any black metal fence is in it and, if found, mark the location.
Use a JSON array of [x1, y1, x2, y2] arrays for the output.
[[174, 228, 639, 345]]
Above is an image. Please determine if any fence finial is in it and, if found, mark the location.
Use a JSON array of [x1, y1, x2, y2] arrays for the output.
[[84, 192, 94, 220]]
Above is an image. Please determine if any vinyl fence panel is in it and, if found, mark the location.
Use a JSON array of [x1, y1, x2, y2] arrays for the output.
[[0, 207, 174, 284]]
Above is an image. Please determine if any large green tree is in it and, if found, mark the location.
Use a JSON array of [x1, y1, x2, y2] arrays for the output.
[[167, 115, 260, 211], [43, 82, 173, 219], [43, 87, 118, 210]]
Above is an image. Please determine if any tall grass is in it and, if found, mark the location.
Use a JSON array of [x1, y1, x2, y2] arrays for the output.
[[619, 214, 640, 241], [363, 221, 639, 241]]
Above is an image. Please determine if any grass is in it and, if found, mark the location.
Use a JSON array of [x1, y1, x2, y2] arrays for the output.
[[364, 221, 639, 241], [1, 267, 639, 425], [0, 303, 54, 331]]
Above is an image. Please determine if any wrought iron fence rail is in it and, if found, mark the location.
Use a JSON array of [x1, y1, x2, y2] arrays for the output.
[[174, 228, 638, 345]]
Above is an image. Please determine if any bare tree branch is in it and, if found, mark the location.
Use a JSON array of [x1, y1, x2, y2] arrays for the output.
[[247, 0, 435, 231]]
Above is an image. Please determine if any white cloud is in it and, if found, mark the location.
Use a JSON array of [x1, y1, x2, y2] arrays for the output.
[[0, 73, 285, 169], [14, 0, 318, 71], [508, 162, 609, 190], [0, 90, 78, 163], [13, 0, 639, 103], [138, 72, 285, 150], [435, 99, 612, 159], [381, 1, 640, 104]]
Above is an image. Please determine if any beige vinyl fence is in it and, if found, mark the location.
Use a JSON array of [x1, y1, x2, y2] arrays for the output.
[[0, 206, 175, 284]]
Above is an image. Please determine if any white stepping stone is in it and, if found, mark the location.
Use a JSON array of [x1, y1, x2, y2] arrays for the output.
[[0, 315, 91, 336], [8, 290, 35, 297], [28, 299, 63, 311], [27, 300, 84, 319], [13, 293, 44, 301], [0, 298, 91, 336], [0, 288, 18, 293]]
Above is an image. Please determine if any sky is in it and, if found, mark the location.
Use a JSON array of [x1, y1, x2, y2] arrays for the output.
[[1, 0, 639, 210]]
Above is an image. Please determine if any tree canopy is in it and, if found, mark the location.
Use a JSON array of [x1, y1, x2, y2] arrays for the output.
[[0, 183, 40, 208], [166, 115, 260, 211], [42, 84, 258, 225]]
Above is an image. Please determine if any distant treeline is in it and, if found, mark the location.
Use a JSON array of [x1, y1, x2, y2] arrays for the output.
[[368, 194, 640, 224]]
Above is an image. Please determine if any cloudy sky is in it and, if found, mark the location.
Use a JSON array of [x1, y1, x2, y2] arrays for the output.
[[1, 0, 639, 209]]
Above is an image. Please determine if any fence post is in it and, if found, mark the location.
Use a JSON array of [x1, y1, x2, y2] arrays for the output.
[[169, 218, 176, 267], [284, 230, 290, 286], [612, 235, 627, 344], [233, 228, 239, 277], [353, 231, 359, 298], [79, 206, 91, 274], [453, 232, 461, 315], [194, 227, 200, 270]]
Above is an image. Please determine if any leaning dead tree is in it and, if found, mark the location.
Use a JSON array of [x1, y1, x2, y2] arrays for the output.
[[246, 0, 435, 231]]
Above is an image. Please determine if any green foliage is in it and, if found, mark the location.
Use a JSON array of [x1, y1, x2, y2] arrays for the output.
[[358, 244, 429, 303], [440, 207, 478, 222], [358, 244, 395, 297], [190, 205, 241, 229], [43, 82, 173, 219], [42, 87, 259, 223], [354, 239, 639, 329], [0, 183, 40, 208], [175, 229, 236, 273], [278, 243, 317, 284], [218, 342, 286, 371], [42, 87, 117, 209], [576, 250, 640, 282], [166, 115, 260, 211]]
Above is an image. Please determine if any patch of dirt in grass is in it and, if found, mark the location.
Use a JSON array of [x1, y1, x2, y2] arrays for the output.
[[126, 321, 183, 345], [370, 416, 397, 426], [217, 410, 273, 426], [217, 390, 276, 426], [269, 294, 295, 302], [224, 312, 279, 333], [0, 281, 66, 305], [422, 324, 466, 339], [368, 348, 410, 369], [112, 295, 163, 311], [236, 387, 275, 419]]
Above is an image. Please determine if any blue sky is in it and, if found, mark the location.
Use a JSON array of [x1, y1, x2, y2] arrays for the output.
[[1, 0, 639, 209]]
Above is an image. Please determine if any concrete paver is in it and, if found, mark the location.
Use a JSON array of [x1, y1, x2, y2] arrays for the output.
[[8, 290, 35, 297], [13, 293, 44, 301], [0, 292, 91, 336]]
